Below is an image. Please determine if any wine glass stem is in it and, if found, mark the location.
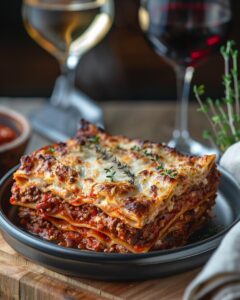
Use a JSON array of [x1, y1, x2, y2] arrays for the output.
[[50, 62, 77, 107], [61, 63, 76, 86], [173, 65, 194, 140]]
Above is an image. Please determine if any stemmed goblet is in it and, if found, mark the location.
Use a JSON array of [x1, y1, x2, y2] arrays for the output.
[[139, 0, 232, 154], [22, 0, 114, 140]]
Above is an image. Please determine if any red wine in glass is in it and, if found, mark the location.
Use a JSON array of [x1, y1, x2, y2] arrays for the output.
[[139, 0, 232, 154], [142, 2, 231, 66]]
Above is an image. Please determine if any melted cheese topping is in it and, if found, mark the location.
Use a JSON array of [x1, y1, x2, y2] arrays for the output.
[[14, 122, 216, 228]]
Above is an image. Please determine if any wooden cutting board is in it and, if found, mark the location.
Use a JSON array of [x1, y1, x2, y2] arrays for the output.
[[0, 233, 200, 300]]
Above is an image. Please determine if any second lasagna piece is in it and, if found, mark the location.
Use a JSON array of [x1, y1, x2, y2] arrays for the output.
[[11, 121, 220, 253]]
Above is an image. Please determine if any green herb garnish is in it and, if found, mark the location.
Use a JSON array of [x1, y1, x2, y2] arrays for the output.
[[144, 150, 152, 157], [143, 150, 159, 163], [131, 145, 141, 152], [156, 163, 164, 171], [48, 146, 55, 153], [106, 171, 116, 182], [97, 145, 135, 184], [104, 166, 113, 173], [89, 135, 100, 144], [194, 40, 240, 152], [116, 145, 124, 150], [159, 168, 177, 179], [112, 157, 135, 184]]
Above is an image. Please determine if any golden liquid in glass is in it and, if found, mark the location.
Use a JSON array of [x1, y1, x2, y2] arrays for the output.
[[23, 0, 113, 63]]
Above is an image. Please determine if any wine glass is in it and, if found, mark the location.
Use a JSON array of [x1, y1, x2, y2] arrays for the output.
[[139, 0, 232, 155], [22, 0, 114, 141]]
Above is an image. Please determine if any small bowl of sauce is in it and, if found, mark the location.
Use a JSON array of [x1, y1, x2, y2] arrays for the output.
[[0, 107, 31, 177]]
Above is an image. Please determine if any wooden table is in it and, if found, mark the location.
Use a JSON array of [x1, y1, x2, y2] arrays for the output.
[[0, 98, 209, 300]]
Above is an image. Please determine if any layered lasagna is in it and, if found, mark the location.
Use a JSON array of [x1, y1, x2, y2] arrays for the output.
[[10, 121, 220, 253]]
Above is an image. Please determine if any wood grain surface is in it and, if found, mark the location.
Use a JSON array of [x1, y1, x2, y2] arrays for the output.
[[0, 98, 209, 300]]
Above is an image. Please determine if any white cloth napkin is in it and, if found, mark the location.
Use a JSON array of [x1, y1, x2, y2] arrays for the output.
[[220, 143, 240, 185], [184, 142, 240, 300], [184, 223, 240, 300]]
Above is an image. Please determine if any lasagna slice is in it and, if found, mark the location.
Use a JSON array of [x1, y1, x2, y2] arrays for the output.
[[10, 120, 220, 253]]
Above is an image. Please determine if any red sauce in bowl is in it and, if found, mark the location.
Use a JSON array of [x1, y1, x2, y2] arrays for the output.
[[0, 124, 17, 145]]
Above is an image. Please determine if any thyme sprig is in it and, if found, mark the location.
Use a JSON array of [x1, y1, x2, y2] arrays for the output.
[[94, 141, 177, 182], [159, 169, 178, 179], [156, 163, 164, 171], [86, 135, 100, 149], [48, 146, 55, 153], [96, 145, 135, 184], [194, 41, 240, 152], [143, 150, 177, 178], [112, 157, 135, 184], [130, 145, 141, 152], [131, 145, 178, 179], [89, 135, 100, 144], [143, 150, 160, 163], [104, 166, 113, 173], [106, 170, 116, 182]]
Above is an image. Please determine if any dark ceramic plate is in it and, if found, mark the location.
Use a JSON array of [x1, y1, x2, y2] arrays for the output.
[[0, 166, 239, 281]]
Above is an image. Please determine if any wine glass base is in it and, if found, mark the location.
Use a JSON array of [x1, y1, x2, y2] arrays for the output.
[[168, 137, 220, 159], [29, 74, 104, 142], [30, 100, 103, 142]]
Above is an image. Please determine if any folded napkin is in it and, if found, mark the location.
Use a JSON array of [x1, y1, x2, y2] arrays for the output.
[[184, 223, 240, 300], [184, 142, 240, 300]]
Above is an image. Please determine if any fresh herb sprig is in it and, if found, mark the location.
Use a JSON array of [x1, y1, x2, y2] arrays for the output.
[[48, 146, 55, 153], [106, 170, 116, 182], [89, 135, 100, 144], [96, 145, 135, 184], [86, 135, 100, 149], [194, 41, 240, 152], [131, 145, 178, 179], [104, 166, 113, 173], [142, 149, 178, 178], [156, 163, 164, 171], [159, 168, 178, 179], [112, 157, 135, 184], [130, 145, 141, 152]]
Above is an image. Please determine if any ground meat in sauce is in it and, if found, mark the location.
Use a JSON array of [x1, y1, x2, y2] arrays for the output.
[[18, 198, 212, 253]]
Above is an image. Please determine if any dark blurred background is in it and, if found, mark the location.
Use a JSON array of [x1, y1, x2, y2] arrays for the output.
[[0, 0, 239, 101]]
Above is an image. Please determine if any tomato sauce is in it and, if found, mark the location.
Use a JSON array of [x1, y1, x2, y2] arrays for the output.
[[0, 124, 17, 145]]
